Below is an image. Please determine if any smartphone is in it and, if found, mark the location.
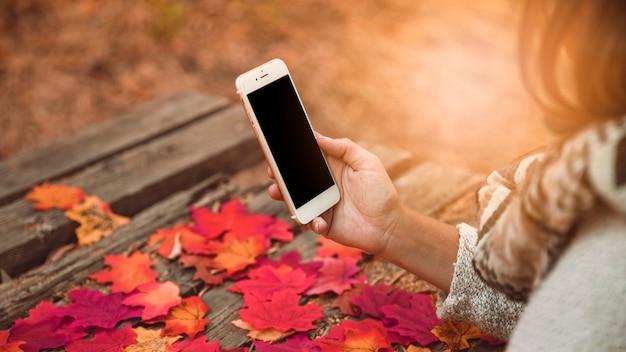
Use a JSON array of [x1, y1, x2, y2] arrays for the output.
[[236, 58, 340, 224]]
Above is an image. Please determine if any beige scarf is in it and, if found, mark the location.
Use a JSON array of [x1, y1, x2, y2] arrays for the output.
[[473, 116, 626, 301]]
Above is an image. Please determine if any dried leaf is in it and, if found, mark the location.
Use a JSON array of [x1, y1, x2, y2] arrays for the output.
[[125, 327, 180, 352], [65, 195, 129, 245], [431, 321, 481, 351], [231, 319, 294, 343], [89, 251, 159, 293], [24, 183, 86, 211]]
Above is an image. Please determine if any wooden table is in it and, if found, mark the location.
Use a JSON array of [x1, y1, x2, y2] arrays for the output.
[[0, 92, 498, 350]]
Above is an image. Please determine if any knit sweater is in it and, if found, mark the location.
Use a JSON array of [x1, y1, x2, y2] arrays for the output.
[[436, 207, 626, 350]]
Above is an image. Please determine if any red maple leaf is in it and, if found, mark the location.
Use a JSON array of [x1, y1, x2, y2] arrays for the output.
[[53, 289, 142, 329], [178, 254, 228, 285], [381, 293, 443, 346], [317, 318, 393, 352], [331, 283, 366, 317], [64, 325, 136, 352], [147, 225, 207, 259], [254, 332, 319, 352], [189, 199, 252, 238], [349, 284, 397, 319], [89, 251, 159, 293], [152, 296, 210, 338], [237, 291, 324, 333], [24, 183, 86, 211], [122, 281, 182, 320], [304, 257, 361, 296], [229, 264, 316, 300], [0, 330, 25, 352], [172, 335, 221, 352], [7, 302, 86, 352], [316, 237, 364, 259]]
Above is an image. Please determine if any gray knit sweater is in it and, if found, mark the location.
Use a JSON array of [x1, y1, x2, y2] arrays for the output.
[[436, 209, 626, 350]]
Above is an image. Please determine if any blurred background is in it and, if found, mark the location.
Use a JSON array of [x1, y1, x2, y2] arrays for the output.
[[0, 0, 555, 173]]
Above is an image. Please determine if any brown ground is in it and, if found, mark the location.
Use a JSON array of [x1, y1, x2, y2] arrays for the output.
[[0, 0, 555, 173]]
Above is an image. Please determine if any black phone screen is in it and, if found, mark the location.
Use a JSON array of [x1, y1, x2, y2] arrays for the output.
[[247, 75, 334, 208]]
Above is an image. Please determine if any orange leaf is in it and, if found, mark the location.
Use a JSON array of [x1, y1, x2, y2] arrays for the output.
[[64, 195, 129, 245], [231, 319, 295, 342], [0, 330, 25, 352], [24, 183, 86, 210], [125, 327, 181, 352], [431, 321, 481, 351], [147, 225, 206, 259], [319, 326, 392, 352], [89, 251, 159, 293], [158, 296, 210, 338], [211, 234, 266, 275]]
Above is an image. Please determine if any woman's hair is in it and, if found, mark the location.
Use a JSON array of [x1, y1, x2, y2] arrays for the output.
[[519, 0, 626, 133]]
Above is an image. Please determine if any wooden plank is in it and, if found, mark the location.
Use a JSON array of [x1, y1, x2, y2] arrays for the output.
[[0, 92, 229, 207], [394, 162, 485, 216], [0, 175, 234, 330], [0, 105, 263, 278]]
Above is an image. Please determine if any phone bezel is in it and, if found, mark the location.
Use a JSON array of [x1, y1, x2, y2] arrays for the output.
[[235, 58, 339, 224]]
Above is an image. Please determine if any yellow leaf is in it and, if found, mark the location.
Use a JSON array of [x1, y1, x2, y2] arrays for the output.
[[431, 321, 481, 351], [65, 195, 129, 245], [125, 327, 180, 352]]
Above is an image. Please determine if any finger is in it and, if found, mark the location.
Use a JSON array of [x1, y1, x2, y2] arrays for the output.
[[309, 217, 329, 236], [317, 137, 372, 170], [268, 183, 283, 200]]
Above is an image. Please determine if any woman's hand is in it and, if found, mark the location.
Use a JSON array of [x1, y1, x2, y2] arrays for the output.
[[268, 134, 459, 292], [268, 135, 402, 256]]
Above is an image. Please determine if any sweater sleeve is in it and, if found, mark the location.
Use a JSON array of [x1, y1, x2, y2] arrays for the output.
[[436, 223, 526, 341]]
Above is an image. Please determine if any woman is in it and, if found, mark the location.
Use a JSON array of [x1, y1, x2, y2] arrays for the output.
[[269, 0, 626, 350]]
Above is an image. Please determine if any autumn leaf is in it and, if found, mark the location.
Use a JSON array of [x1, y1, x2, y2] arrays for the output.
[[189, 199, 251, 239], [7, 301, 86, 352], [254, 332, 319, 351], [65, 195, 130, 245], [231, 319, 294, 343], [331, 283, 365, 317], [316, 237, 364, 259], [210, 233, 267, 275], [229, 264, 316, 300], [122, 281, 182, 320], [24, 183, 86, 210], [147, 225, 207, 259], [153, 296, 210, 338], [178, 254, 228, 285], [125, 327, 180, 352], [305, 257, 362, 296], [381, 293, 443, 346], [237, 291, 324, 333], [317, 318, 393, 352], [89, 251, 159, 293], [64, 325, 136, 352], [431, 321, 481, 351], [349, 284, 397, 319], [171, 335, 221, 352], [53, 289, 142, 329], [0, 330, 25, 352]]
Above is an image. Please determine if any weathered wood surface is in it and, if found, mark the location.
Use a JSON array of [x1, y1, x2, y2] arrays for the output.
[[0, 92, 229, 207], [0, 97, 261, 278], [0, 92, 496, 350]]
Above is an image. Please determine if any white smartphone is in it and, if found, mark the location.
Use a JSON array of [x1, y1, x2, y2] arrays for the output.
[[236, 58, 340, 224]]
